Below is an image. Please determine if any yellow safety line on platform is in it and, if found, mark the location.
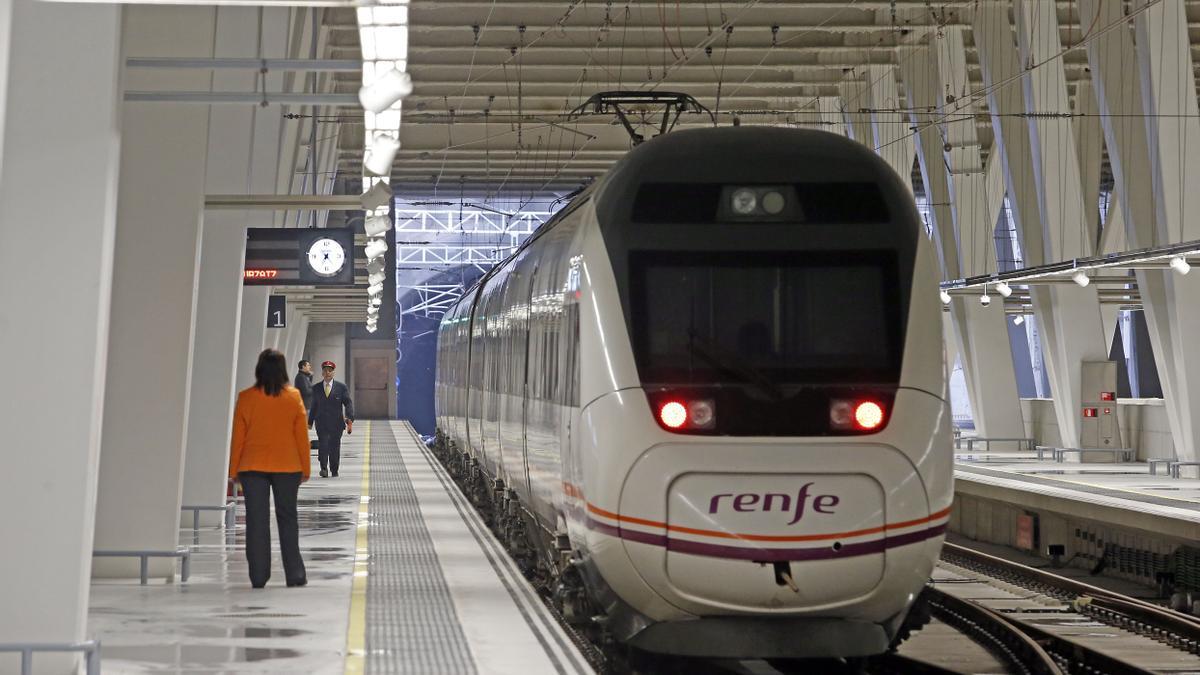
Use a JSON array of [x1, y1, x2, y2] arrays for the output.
[[345, 421, 371, 674], [958, 462, 1200, 507]]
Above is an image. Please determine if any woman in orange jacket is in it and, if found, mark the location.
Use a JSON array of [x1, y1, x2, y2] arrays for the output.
[[229, 349, 311, 588]]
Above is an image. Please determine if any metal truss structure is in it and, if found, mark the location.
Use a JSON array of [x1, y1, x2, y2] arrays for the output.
[[395, 204, 557, 320]]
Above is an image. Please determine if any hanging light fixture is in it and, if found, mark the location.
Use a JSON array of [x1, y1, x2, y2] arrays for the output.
[[995, 281, 1012, 298], [940, 289, 952, 305], [1072, 271, 1090, 287], [360, 181, 392, 211], [363, 134, 400, 177], [359, 68, 414, 114], [1170, 256, 1191, 275], [365, 238, 388, 263], [365, 214, 392, 238]]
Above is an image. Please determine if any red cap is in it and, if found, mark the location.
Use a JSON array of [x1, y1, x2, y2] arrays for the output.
[[321, 361, 336, 369]]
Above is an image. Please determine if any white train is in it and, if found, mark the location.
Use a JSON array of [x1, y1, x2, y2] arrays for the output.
[[434, 127, 952, 662]]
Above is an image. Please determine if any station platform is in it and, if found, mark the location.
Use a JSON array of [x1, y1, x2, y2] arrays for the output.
[[86, 421, 591, 674], [953, 451, 1200, 540]]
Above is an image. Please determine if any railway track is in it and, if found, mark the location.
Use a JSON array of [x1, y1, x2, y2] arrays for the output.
[[927, 541, 1200, 674]]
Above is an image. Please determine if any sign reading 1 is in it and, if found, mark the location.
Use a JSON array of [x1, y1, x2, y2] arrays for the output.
[[267, 295, 287, 328]]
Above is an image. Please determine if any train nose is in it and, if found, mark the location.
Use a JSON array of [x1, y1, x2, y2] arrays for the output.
[[612, 442, 939, 614]]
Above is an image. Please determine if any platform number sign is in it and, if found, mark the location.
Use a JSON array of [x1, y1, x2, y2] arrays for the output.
[[267, 295, 287, 328]]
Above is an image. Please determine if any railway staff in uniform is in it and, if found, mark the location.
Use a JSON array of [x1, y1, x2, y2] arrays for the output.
[[309, 360, 354, 478], [228, 349, 310, 589]]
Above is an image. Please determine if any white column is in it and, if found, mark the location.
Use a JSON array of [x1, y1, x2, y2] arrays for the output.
[[975, 2, 1108, 449], [838, 74, 873, 146], [180, 217, 245, 524], [0, 1, 121, 666], [865, 65, 914, 191], [0, 0, 13, 184], [93, 7, 216, 579], [1130, 0, 1200, 462], [900, 38, 1025, 438], [237, 286, 271, 390]]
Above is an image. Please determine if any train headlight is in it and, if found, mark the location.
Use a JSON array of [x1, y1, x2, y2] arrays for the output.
[[688, 400, 716, 429], [730, 188, 758, 215], [854, 401, 885, 430]]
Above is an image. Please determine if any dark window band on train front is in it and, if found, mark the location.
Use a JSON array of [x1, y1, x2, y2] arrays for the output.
[[630, 182, 890, 225]]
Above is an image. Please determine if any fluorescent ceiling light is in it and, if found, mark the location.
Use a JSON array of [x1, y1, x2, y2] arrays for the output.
[[365, 215, 392, 238], [359, 68, 413, 114], [1072, 271, 1090, 287]]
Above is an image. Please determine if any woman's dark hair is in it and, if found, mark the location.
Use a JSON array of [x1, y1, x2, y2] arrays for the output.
[[254, 349, 290, 396]]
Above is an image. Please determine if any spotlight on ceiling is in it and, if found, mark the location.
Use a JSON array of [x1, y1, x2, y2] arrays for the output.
[[360, 181, 392, 211], [1170, 256, 1191, 275], [995, 282, 1013, 298], [940, 290, 952, 305], [368, 271, 386, 286], [367, 257, 385, 275], [359, 68, 414, 114], [365, 215, 392, 238], [1013, 315, 1025, 326], [367, 282, 384, 297], [364, 134, 400, 177], [370, 295, 382, 308], [365, 239, 388, 263], [1072, 271, 1090, 287], [365, 324, 378, 334]]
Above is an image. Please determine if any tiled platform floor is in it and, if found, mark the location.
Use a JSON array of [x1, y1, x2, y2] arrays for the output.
[[86, 421, 591, 674]]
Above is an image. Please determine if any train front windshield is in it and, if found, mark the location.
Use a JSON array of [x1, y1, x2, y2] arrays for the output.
[[631, 251, 904, 387]]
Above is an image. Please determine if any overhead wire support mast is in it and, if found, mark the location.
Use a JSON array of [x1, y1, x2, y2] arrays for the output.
[[566, 91, 715, 146]]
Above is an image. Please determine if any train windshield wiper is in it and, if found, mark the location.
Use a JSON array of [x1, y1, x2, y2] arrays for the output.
[[685, 332, 784, 401]]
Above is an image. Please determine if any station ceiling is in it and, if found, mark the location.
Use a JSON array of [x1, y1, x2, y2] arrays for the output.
[[323, 1, 1200, 201]]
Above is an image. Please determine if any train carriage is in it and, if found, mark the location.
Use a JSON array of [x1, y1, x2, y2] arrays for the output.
[[434, 126, 952, 660]]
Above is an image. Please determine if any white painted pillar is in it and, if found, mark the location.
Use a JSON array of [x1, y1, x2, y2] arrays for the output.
[[180, 217, 245, 525], [838, 74, 873, 146], [900, 37, 1024, 438], [0, 2, 121, 667], [236, 287, 271, 391], [865, 65, 914, 191], [93, 7, 216, 579], [974, 2, 1108, 449], [1130, 0, 1200, 462], [0, 0, 13, 185]]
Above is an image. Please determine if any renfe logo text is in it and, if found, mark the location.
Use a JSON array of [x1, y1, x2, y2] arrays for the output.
[[708, 483, 840, 525]]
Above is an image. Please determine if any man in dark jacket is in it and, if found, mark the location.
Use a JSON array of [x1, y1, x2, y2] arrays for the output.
[[308, 361, 354, 477], [294, 360, 314, 413]]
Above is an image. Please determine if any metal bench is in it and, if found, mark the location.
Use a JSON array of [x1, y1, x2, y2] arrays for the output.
[[93, 546, 191, 585], [960, 437, 1037, 453], [1051, 447, 1136, 463], [1170, 461, 1200, 479], [1148, 458, 1175, 475], [0, 640, 100, 675], [181, 502, 236, 544]]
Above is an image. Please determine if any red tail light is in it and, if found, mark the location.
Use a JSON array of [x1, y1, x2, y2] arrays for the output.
[[659, 401, 688, 429], [854, 401, 884, 430], [655, 398, 716, 431], [831, 399, 887, 432]]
